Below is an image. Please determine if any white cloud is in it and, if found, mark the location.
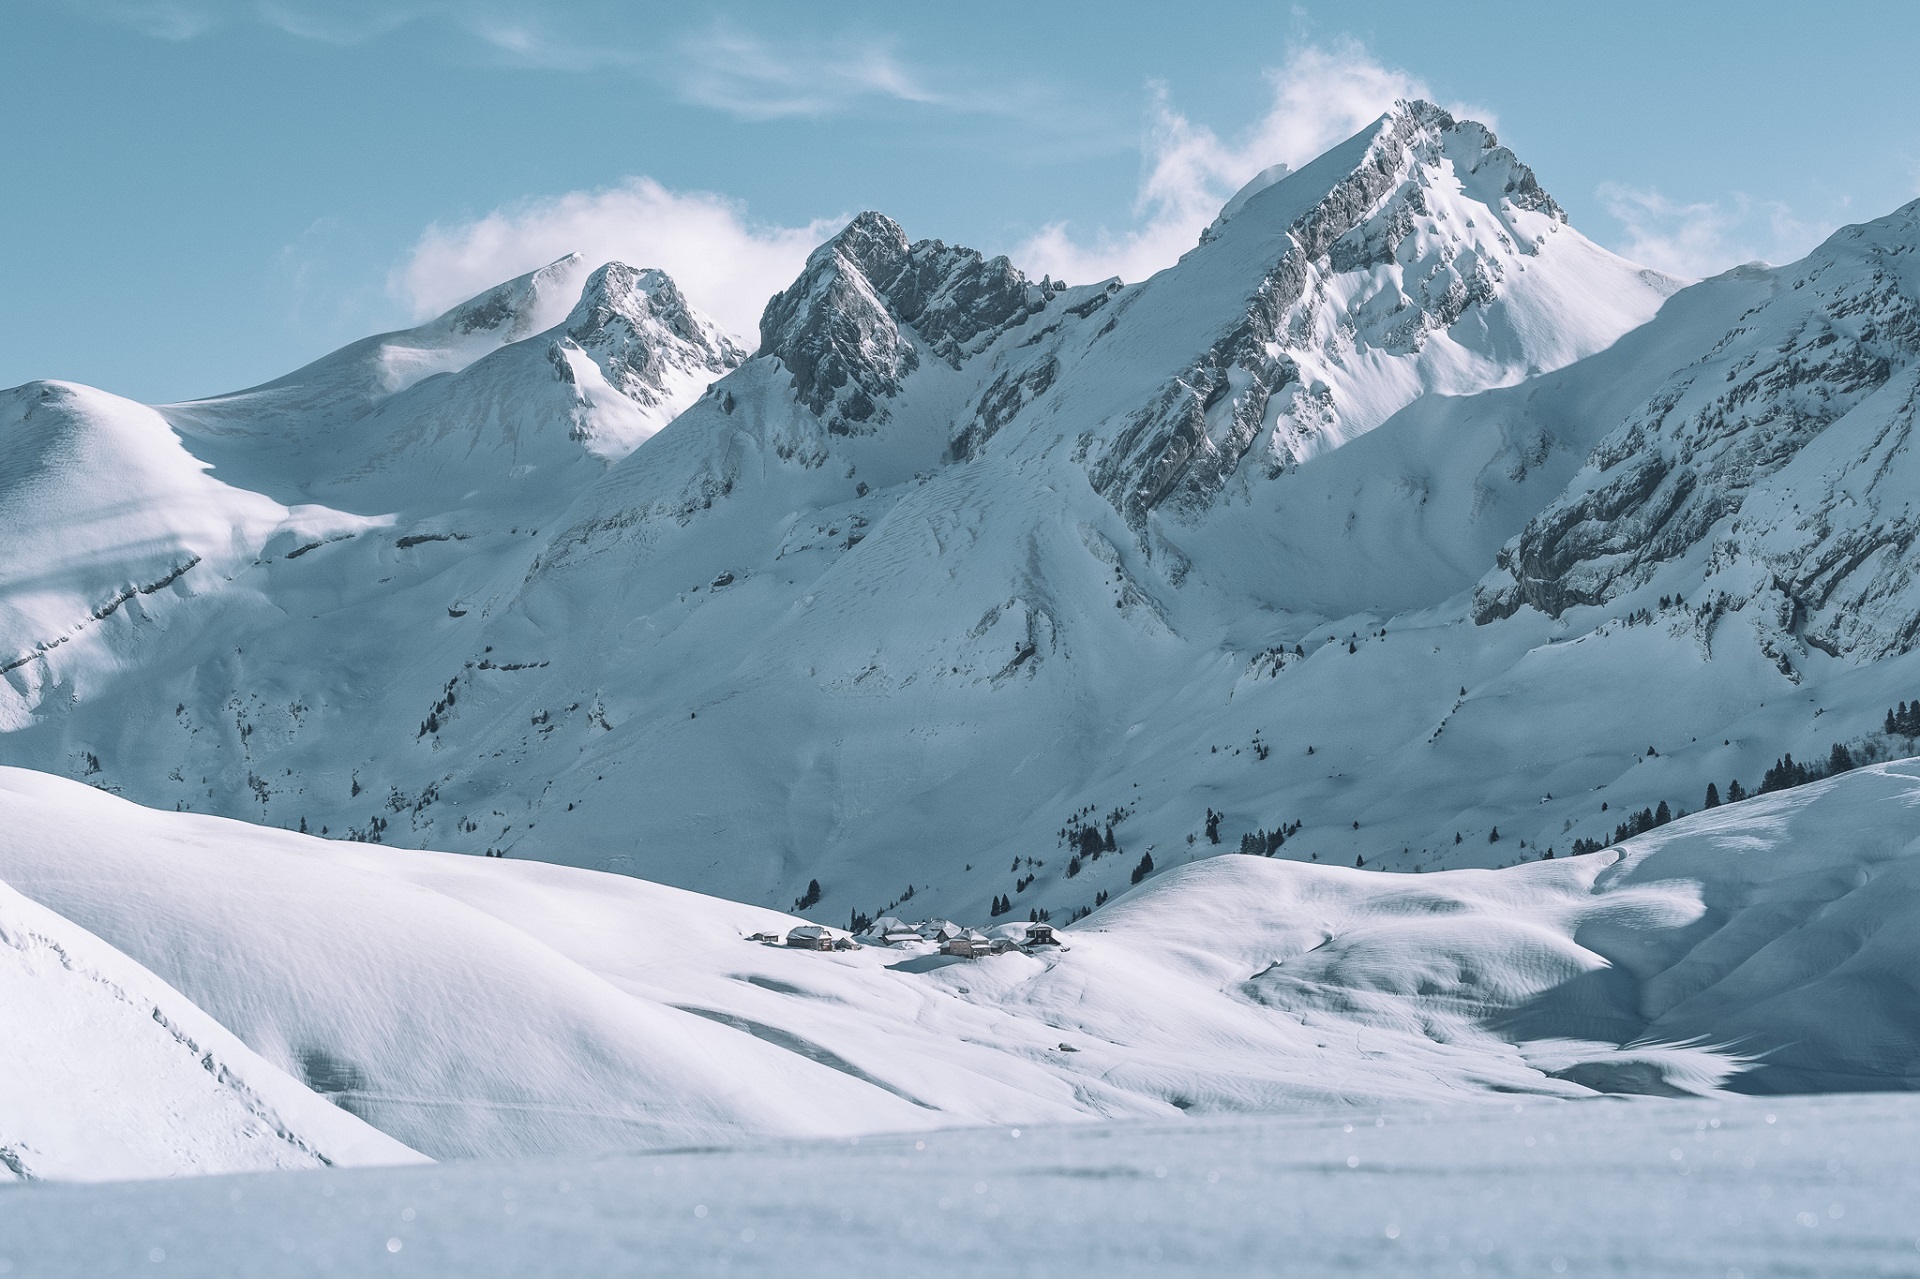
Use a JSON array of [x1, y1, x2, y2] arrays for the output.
[[1596, 184, 1833, 279], [1017, 40, 1470, 287], [394, 179, 841, 345]]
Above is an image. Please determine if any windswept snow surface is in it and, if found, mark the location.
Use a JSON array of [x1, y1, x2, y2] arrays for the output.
[[6, 762, 1920, 1174], [0, 875, 421, 1183], [4, 1094, 1919, 1278]]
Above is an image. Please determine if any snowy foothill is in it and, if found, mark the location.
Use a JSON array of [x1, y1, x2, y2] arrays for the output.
[[6, 760, 1920, 1185], [0, 874, 422, 1184]]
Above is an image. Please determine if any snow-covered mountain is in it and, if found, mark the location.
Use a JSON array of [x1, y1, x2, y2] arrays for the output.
[[5, 100, 1920, 942]]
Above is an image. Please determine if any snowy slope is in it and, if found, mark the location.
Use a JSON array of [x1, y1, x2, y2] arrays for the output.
[[0, 381, 381, 735], [0, 874, 422, 1182], [0, 768, 936, 1162], [6, 760, 1920, 1175]]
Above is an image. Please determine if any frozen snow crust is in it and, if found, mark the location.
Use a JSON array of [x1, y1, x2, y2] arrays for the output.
[[5, 761, 1920, 1178]]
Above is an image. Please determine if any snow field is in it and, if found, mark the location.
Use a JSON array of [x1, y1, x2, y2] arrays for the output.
[[3, 1093, 1917, 1277]]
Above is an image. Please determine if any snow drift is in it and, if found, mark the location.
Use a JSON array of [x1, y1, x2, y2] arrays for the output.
[[0, 873, 421, 1182]]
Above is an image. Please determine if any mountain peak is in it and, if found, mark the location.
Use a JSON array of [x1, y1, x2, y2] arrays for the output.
[[442, 252, 589, 344], [561, 262, 744, 370], [1089, 100, 1652, 526], [758, 214, 1049, 439]]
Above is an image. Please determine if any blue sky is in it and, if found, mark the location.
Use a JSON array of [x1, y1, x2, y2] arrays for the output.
[[5, 0, 1917, 403]]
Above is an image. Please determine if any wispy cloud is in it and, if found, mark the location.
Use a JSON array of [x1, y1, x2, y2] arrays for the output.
[[395, 178, 841, 345], [1016, 40, 1477, 287], [1597, 183, 1835, 278], [668, 24, 952, 120], [64, 2, 1025, 119]]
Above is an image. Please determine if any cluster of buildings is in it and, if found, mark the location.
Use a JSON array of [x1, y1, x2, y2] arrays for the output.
[[749, 916, 1059, 957]]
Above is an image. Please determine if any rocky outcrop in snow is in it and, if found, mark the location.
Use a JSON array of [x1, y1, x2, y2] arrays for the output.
[[1474, 203, 1920, 666]]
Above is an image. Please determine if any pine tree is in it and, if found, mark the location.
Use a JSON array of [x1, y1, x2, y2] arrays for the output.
[[1829, 742, 1855, 775], [1131, 851, 1154, 884], [1354, 855, 1365, 868], [1205, 808, 1222, 844], [1103, 825, 1117, 852], [1488, 827, 1500, 843], [1728, 778, 1747, 802], [1654, 800, 1672, 826], [1704, 782, 1720, 809]]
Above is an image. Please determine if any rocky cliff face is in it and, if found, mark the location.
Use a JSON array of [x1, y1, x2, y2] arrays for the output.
[[1474, 203, 1920, 670], [758, 212, 1056, 440]]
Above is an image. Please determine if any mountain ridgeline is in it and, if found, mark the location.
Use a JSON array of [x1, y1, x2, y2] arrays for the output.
[[4, 99, 1920, 925]]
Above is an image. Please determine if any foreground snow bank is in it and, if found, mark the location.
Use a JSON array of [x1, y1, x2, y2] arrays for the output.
[[0, 769, 935, 1163], [3, 1093, 1917, 1278], [0, 878, 421, 1182], [3, 762, 1919, 1175]]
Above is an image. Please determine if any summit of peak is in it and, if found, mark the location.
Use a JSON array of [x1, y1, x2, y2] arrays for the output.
[[439, 253, 590, 344], [565, 262, 682, 327], [1203, 99, 1564, 252], [756, 212, 1051, 438], [553, 262, 745, 404]]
